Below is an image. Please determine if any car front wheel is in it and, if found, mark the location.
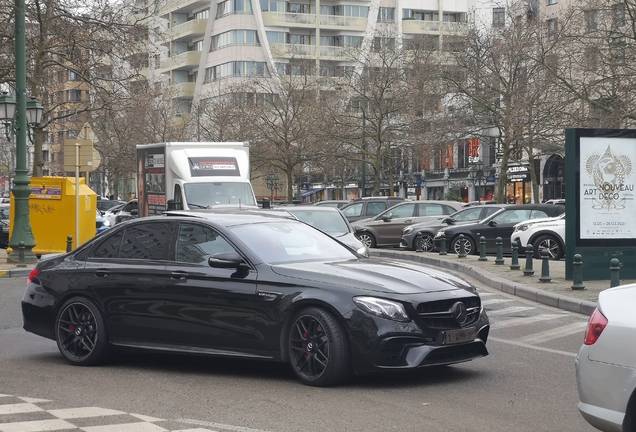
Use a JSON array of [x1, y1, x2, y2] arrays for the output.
[[55, 297, 109, 366], [451, 235, 475, 255], [533, 235, 563, 260], [287, 307, 351, 387], [413, 233, 434, 252], [357, 232, 376, 248]]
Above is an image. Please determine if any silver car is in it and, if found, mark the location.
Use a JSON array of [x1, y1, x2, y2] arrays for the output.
[[576, 284, 636, 431]]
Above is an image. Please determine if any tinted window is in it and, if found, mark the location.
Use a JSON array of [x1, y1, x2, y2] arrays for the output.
[[289, 210, 350, 235], [176, 223, 235, 265], [342, 203, 362, 217], [92, 230, 124, 258], [453, 207, 483, 221], [366, 202, 387, 216], [119, 222, 171, 260], [390, 203, 416, 218], [483, 207, 502, 218], [123, 201, 138, 212], [492, 209, 532, 224], [529, 210, 550, 219]]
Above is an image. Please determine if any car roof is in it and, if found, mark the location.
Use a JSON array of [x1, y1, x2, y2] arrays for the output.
[[163, 208, 296, 225]]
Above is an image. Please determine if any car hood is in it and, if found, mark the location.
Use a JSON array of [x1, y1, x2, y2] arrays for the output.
[[270, 257, 473, 294]]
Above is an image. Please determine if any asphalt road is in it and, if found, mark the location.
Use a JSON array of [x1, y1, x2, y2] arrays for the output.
[[0, 274, 596, 432]]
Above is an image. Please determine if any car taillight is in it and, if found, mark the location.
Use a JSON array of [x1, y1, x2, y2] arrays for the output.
[[27, 269, 40, 284], [584, 307, 608, 345]]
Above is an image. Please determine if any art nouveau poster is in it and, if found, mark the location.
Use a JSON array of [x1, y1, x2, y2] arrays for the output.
[[580, 137, 636, 239]]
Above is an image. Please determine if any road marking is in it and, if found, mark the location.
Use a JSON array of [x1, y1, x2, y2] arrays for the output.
[[486, 306, 535, 316], [48, 407, 126, 419], [489, 337, 577, 357], [482, 298, 515, 306], [0, 403, 42, 415], [82, 423, 167, 432], [176, 418, 271, 432], [492, 314, 568, 328], [0, 419, 75, 432], [518, 322, 587, 345]]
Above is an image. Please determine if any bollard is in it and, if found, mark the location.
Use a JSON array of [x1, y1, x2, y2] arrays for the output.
[[478, 236, 487, 261], [494, 237, 504, 265], [571, 254, 585, 290], [439, 233, 447, 256], [415, 233, 423, 253], [610, 258, 621, 288], [66, 235, 73, 253], [539, 249, 551, 282], [17, 241, 26, 268], [457, 234, 466, 258], [523, 244, 535, 276], [510, 241, 520, 270]]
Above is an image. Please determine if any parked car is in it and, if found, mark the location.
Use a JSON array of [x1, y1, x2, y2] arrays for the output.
[[95, 209, 111, 235], [576, 283, 636, 432], [339, 196, 406, 223], [0, 205, 9, 248], [401, 204, 509, 251], [114, 199, 138, 224], [354, 200, 464, 248], [511, 213, 565, 260], [312, 200, 351, 209], [97, 199, 126, 212], [102, 202, 126, 226], [434, 203, 566, 255], [283, 206, 368, 256], [22, 211, 490, 387]]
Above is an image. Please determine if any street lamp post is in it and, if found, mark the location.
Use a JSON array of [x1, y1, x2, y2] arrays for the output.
[[0, 90, 42, 264], [469, 160, 486, 203], [265, 172, 279, 202]]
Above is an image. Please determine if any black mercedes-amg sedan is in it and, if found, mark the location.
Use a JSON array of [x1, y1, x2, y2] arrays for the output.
[[22, 210, 489, 387]]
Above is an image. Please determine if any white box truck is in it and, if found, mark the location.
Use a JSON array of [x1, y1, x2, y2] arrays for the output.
[[136, 142, 258, 217]]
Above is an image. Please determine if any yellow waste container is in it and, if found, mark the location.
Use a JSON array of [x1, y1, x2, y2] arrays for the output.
[[9, 177, 97, 255]]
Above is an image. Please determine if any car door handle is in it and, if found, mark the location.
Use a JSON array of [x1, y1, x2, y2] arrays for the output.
[[94, 269, 110, 278], [405, 219, 413, 224], [171, 271, 188, 280]]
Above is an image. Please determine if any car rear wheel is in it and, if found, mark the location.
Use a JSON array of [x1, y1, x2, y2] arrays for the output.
[[451, 235, 475, 255], [287, 307, 351, 387], [413, 233, 434, 252], [357, 232, 376, 248], [533, 235, 563, 260], [55, 297, 109, 366]]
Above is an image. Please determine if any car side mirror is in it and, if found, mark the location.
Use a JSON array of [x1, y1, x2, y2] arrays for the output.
[[445, 218, 455, 225], [167, 199, 183, 211], [130, 209, 138, 216], [488, 220, 497, 227], [382, 214, 392, 222], [209, 251, 246, 269]]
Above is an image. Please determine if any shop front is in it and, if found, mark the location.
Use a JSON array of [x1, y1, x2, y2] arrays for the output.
[[505, 165, 533, 204]]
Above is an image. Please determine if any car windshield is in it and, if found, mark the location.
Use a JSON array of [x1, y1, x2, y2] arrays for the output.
[[287, 210, 350, 236], [230, 221, 356, 264], [184, 182, 257, 208]]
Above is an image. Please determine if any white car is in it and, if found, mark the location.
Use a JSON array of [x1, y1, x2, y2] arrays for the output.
[[102, 202, 126, 226], [510, 213, 565, 260], [576, 284, 636, 432]]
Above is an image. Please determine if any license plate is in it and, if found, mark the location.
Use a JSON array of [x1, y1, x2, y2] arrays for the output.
[[439, 328, 476, 345]]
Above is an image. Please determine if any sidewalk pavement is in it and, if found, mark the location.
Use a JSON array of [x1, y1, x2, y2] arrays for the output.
[[0, 247, 626, 317], [370, 249, 636, 317]]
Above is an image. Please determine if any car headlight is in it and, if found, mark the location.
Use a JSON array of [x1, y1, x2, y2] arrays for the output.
[[515, 224, 529, 232], [103, 220, 111, 227], [353, 296, 410, 322], [403, 227, 413, 235]]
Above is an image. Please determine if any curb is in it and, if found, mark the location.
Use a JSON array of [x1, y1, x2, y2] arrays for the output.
[[371, 250, 597, 316], [0, 268, 33, 278]]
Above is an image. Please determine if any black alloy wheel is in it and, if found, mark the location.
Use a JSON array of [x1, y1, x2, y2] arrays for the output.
[[414, 233, 434, 252], [55, 297, 109, 366], [533, 235, 563, 260], [357, 232, 376, 248], [451, 235, 475, 256], [287, 307, 350, 387]]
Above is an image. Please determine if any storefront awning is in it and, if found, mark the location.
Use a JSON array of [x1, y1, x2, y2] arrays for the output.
[[300, 188, 324, 198]]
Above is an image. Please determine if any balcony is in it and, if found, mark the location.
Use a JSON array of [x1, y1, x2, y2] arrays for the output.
[[262, 12, 368, 31], [171, 82, 196, 99], [162, 19, 207, 43], [402, 20, 467, 35], [270, 44, 359, 61], [319, 15, 367, 31], [159, 0, 210, 16], [160, 51, 202, 71]]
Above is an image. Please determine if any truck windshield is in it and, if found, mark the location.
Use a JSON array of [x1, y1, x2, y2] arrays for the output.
[[184, 182, 257, 208]]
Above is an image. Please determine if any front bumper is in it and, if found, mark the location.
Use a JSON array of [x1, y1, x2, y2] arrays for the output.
[[346, 307, 490, 374]]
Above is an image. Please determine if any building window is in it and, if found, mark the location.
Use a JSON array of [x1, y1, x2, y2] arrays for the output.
[[67, 71, 81, 81], [216, 0, 253, 17], [377, 7, 395, 22], [614, 4, 625, 27], [42, 150, 49, 162], [609, 37, 625, 65], [66, 89, 82, 102], [493, 8, 505, 27], [204, 61, 270, 82], [586, 48, 598, 71], [547, 19, 557, 41], [266, 31, 287, 44], [547, 0, 557, 5], [210, 30, 260, 51], [586, 10, 598, 32]]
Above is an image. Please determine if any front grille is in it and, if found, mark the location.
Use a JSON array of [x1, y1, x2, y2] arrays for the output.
[[416, 296, 481, 329], [376, 337, 424, 366]]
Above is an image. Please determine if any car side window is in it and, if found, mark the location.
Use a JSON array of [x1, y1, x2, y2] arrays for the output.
[[119, 222, 171, 260], [418, 204, 445, 216], [493, 209, 532, 224], [454, 208, 482, 221], [123, 201, 137, 212], [529, 210, 549, 219], [366, 202, 387, 217], [482, 207, 502, 218], [342, 203, 362, 217], [92, 230, 124, 258], [390, 203, 416, 218], [176, 223, 235, 265]]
